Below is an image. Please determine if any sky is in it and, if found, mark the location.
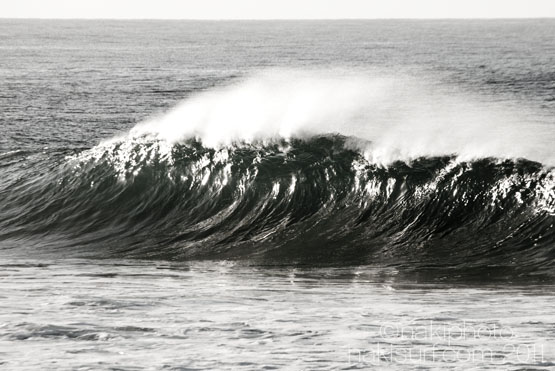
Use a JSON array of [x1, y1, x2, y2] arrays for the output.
[[1, 0, 554, 19]]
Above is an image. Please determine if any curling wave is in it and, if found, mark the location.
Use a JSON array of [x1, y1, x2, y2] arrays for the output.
[[0, 134, 553, 275], [1, 70, 554, 277]]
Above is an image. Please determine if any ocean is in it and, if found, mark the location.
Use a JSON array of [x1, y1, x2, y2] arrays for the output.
[[0, 19, 554, 369]]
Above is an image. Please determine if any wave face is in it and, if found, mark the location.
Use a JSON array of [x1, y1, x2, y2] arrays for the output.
[[0, 134, 554, 276]]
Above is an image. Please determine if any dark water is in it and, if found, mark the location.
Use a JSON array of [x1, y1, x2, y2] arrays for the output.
[[1, 20, 555, 369]]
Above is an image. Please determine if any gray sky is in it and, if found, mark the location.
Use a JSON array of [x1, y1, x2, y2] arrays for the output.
[[1, 0, 554, 19]]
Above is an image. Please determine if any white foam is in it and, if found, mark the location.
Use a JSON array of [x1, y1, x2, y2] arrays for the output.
[[125, 68, 554, 165]]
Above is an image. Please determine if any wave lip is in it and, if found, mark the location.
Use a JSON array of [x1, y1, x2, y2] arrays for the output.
[[0, 134, 553, 278]]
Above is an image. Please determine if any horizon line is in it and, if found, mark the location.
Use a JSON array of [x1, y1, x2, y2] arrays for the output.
[[1, 17, 554, 21]]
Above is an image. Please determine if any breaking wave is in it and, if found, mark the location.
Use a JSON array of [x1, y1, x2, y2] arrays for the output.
[[0, 70, 554, 277], [0, 135, 553, 273]]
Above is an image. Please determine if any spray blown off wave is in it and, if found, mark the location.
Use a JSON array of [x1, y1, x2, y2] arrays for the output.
[[0, 71, 554, 276], [130, 70, 555, 165]]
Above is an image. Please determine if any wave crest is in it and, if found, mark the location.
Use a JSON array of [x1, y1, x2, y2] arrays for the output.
[[128, 69, 555, 165]]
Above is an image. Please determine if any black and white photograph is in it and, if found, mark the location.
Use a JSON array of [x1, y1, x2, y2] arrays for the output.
[[1, 1, 554, 369]]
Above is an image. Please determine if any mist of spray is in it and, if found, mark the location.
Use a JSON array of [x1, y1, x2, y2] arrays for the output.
[[125, 69, 554, 165]]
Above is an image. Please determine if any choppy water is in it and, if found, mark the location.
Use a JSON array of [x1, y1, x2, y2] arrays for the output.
[[1, 19, 555, 369], [1, 260, 555, 370]]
